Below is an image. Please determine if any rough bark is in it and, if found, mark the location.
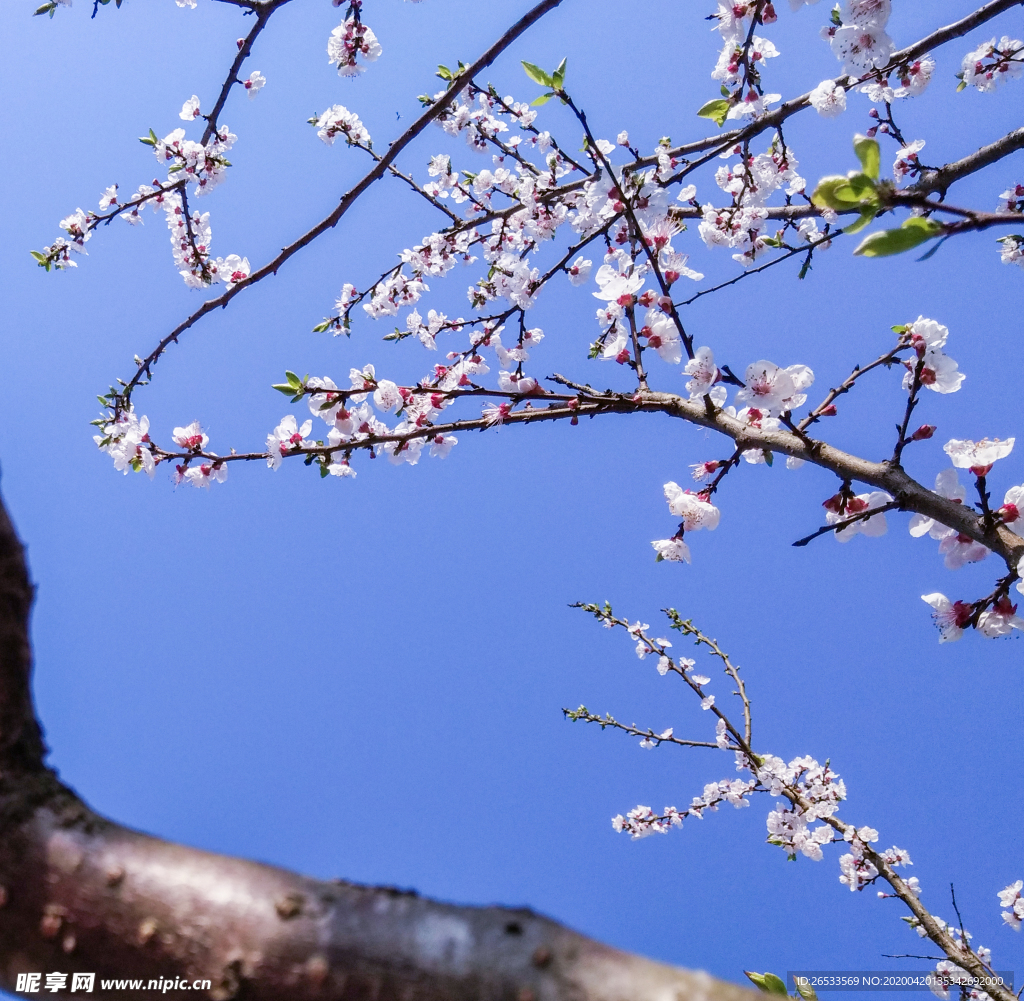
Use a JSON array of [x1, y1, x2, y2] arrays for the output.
[[0, 489, 757, 1001]]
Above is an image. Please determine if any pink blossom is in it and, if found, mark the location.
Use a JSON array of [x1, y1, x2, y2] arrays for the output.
[[683, 346, 720, 400], [977, 596, 1024, 637], [921, 593, 973, 643], [735, 360, 814, 416], [663, 482, 720, 531], [652, 537, 691, 563], [172, 420, 208, 451], [824, 490, 893, 541], [938, 533, 989, 570], [943, 437, 1015, 476], [265, 415, 313, 470]]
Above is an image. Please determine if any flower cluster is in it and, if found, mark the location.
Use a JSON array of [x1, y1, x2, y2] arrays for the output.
[[611, 804, 683, 839], [699, 137, 810, 266], [826, 0, 895, 74], [901, 317, 964, 395], [859, 54, 936, 104], [709, 2, 782, 120], [651, 481, 721, 564], [998, 880, 1024, 931], [757, 755, 846, 860], [315, 105, 371, 146], [959, 36, 1024, 92], [152, 123, 236, 197], [922, 592, 1024, 642], [93, 409, 156, 478], [327, 17, 381, 77], [612, 777, 756, 840]]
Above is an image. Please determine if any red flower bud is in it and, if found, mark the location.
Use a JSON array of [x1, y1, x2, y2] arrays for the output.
[[997, 503, 1020, 524]]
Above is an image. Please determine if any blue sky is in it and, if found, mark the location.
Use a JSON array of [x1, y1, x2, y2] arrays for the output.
[[1, 0, 1023, 992]]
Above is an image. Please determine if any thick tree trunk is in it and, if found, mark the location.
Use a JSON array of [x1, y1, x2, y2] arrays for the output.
[[0, 490, 756, 1001]]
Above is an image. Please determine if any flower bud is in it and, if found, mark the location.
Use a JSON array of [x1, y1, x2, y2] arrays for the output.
[[997, 503, 1020, 524], [910, 424, 936, 441]]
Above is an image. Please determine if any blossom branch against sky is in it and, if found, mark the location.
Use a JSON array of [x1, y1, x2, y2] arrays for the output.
[[7, 0, 1024, 992], [57, 0, 1023, 645], [571, 609, 1016, 1001]]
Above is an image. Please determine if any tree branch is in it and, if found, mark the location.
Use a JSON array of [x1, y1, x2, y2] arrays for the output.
[[117, 0, 568, 411], [0, 486, 757, 1000]]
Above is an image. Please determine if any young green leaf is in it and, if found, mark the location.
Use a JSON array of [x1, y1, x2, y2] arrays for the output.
[[794, 979, 818, 1001], [853, 217, 943, 257], [842, 206, 878, 235], [551, 57, 567, 90], [696, 98, 731, 128], [531, 93, 555, 107], [744, 972, 790, 995], [521, 61, 553, 88], [852, 134, 881, 180]]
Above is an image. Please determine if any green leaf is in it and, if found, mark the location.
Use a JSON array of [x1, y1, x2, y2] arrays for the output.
[[843, 207, 877, 235], [311, 320, 332, 333], [30, 250, 48, 263], [551, 57, 567, 90], [530, 92, 555, 107], [271, 384, 295, 396], [285, 370, 303, 388], [744, 972, 790, 995], [794, 979, 818, 1001], [521, 61, 553, 88], [762, 449, 774, 466], [696, 98, 731, 128], [436, 64, 453, 81], [852, 134, 880, 180], [812, 172, 878, 212], [853, 216, 943, 257], [956, 78, 968, 92], [835, 172, 878, 204], [810, 175, 852, 210]]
